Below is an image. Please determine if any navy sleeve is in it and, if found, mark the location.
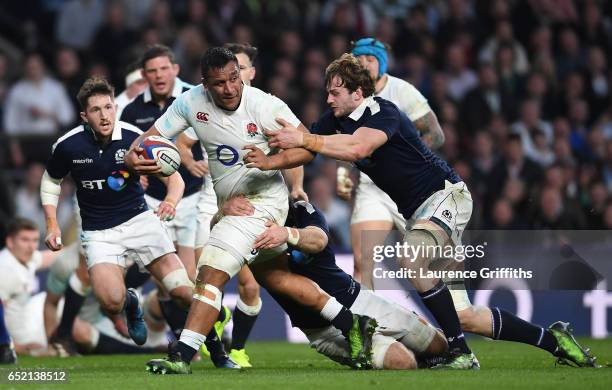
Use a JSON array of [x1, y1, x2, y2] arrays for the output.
[[310, 110, 336, 136], [294, 203, 330, 236], [365, 103, 401, 140], [46, 143, 71, 179], [119, 104, 133, 124]]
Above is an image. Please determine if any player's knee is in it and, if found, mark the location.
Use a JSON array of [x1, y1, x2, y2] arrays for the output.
[[71, 319, 91, 345], [99, 290, 125, 314], [381, 342, 417, 370], [169, 286, 193, 309]]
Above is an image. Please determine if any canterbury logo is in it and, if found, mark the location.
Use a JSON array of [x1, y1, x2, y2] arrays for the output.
[[196, 112, 209, 122]]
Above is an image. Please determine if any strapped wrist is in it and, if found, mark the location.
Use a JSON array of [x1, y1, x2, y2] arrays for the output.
[[303, 134, 324, 152], [286, 227, 300, 246]]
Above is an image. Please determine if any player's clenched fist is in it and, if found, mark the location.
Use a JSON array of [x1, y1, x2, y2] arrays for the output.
[[124, 146, 161, 175], [156, 199, 176, 221], [45, 219, 63, 251]]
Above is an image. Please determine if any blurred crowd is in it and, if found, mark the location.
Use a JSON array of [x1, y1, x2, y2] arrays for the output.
[[1, 0, 611, 250]]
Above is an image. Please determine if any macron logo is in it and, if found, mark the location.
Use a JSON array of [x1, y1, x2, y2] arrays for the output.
[[73, 158, 93, 164]]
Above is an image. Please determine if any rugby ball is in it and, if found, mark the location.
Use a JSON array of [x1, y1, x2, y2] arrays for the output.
[[138, 135, 181, 176]]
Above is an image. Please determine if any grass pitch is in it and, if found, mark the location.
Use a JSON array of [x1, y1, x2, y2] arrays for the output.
[[9, 338, 612, 390]]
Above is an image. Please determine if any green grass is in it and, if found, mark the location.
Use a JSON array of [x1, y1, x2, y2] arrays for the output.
[[6, 338, 612, 390]]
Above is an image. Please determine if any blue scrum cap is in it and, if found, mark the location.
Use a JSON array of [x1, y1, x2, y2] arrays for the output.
[[351, 38, 388, 77]]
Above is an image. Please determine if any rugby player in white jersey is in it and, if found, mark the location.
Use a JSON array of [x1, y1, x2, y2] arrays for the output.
[[175, 43, 305, 367], [41, 77, 194, 347], [126, 47, 377, 374], [0, 218, 61, 360]]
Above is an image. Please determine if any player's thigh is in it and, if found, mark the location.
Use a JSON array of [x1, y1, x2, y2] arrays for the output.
[[408, 181, 473, 246], [89, 263, 126, 307], [350, 220, 393, 267], [121, 210, 177, 270]]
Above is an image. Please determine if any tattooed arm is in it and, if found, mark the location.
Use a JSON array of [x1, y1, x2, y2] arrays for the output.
[[413, 110, 445, 150]]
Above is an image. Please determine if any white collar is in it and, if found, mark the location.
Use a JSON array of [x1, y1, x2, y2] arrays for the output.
[[348, 96, 379, 121], [143, 77, 184, 103], [111, 121, 123, 140]]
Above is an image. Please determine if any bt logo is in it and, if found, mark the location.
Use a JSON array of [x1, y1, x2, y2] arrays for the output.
[[81, 170, 130, 191]]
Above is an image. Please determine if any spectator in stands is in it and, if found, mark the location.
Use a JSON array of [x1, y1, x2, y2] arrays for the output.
[[3, 53, 74, 165]]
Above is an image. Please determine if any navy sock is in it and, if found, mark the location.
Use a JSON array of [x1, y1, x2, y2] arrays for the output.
[[0, 301, 10, 345], [56, 285, 86, 338], [158, 297, 188, 339], [491, 307, 558, 354], [231, 306, 258, 350], [123, 289, 139, 319], [205, 328, 228, 361], [419, 280, 471, 354], [124, 264, 151, 289], [177, 341, 198, 363], [331, 307, 354, 336], [217, 305, 227, 323]]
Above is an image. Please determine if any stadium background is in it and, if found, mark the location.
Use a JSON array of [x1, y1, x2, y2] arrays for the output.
[[0, 0, 610, 338]]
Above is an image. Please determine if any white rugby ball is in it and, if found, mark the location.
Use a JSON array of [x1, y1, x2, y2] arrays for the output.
[[139, 135, 181, 177]]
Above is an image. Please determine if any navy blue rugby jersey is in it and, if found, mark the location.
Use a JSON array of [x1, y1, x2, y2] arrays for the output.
[[46, 122, 147, 230], [268, 201, 360, 329], [312, 96, 461, 219], [120, 80, 203, 200]]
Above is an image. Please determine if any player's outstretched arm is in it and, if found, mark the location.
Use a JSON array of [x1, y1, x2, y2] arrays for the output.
[[41, 171, 64, 251], [124, 125, 163, 175], [265, 119, 388, 162], [414, 110, 445, 150]]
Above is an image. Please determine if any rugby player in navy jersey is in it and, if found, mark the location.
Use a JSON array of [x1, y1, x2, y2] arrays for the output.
[[247, 54, 599, 369], [223, 196, 448, 369], [41, 77, 193, 347]]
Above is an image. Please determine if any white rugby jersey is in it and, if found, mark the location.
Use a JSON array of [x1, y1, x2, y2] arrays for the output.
[[0, 248, 43, 332], [185, 128, 216, 203], [360, 75, 432, 185], [156, 84, 300, 204]]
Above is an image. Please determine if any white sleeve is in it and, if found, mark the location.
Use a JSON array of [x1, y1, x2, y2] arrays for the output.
[[398, 82, 431, 121], [184, 128, 198, 141], [41, 170, 63, 206], [154, 94, 190, 139], [259, 95, 301, 131], [0, 265, 16, 301]]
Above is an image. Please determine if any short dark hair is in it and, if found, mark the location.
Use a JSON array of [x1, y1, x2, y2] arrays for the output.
[[6, 218, 38, 237], [141, 44, 175, 68], [325, 53, 375, 97], [200, 47, 238, 79], [223, 43, 258, 63], [77, 76, 115, 109]]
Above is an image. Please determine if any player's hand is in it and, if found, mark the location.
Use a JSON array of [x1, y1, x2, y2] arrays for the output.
[[264, 118, 304, 149], [243, 145, 272, 170], [45, 227, 64, 251], [156, 200, 176, 221], [336, 167, 354, 201], [124, 146, 161, 175], [222, 195, 255, 216], [254, 220, 288, 249], [290, 187, 309, 202], [186, 159, 209, 177]]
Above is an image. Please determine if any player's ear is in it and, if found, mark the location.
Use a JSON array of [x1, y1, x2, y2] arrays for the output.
[[173, 63, 180, 76], [80, 111, 88, 124], [250, 67, 256, 81]]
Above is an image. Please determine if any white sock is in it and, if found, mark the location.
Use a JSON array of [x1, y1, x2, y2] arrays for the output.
[[179, 329, 206, 351], [236, 297, 262, 316], [69, 273, 90, 296], [319, 297, 343, 322]]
